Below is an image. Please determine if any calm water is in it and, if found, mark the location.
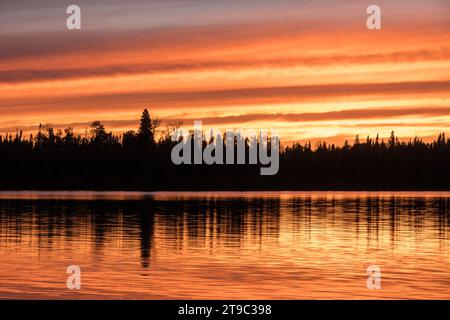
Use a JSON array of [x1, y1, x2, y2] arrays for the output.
[[0, 191, 448, 299]]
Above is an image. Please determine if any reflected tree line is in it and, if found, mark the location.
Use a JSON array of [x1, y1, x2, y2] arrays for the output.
[[1, 109, 450, 189], [0, 197, 448, 267]]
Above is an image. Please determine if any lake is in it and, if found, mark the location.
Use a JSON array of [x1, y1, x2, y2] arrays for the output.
[[0, 191, 448, 299]]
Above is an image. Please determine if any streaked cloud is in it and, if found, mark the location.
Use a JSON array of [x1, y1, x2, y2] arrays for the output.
[[3, 48, 450, 83]]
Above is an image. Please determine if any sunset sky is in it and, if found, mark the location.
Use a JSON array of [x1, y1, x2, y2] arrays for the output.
[[1, 0, 450, 145]]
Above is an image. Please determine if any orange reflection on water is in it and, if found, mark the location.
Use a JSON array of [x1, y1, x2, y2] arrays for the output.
[[0, 191, 448, 299]]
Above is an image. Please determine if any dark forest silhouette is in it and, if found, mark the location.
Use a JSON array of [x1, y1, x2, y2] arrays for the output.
[[1, 109, 450, 190]]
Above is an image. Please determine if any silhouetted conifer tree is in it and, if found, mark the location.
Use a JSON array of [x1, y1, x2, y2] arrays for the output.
[[138, 109, 154, 146]]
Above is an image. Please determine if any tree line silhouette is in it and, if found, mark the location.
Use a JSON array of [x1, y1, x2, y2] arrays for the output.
[[1, 109, 450, 190]]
